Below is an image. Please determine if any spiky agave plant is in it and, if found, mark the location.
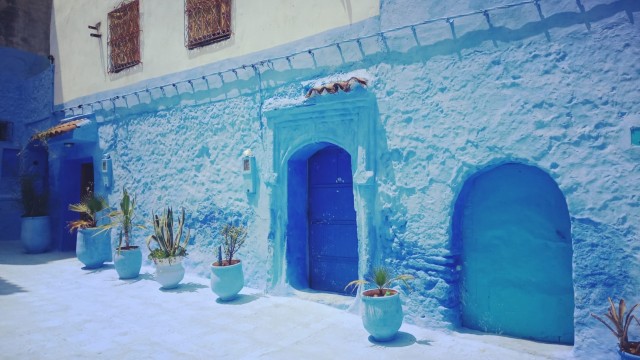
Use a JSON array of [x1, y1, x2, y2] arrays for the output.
[[591, 298, 640, 355], [67, 193, 108, 232], [345, 266, 414, 297], [146, 207, 190, 261]]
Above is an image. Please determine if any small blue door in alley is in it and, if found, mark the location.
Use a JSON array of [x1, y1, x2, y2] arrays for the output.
[[308, 146, 358, 294]]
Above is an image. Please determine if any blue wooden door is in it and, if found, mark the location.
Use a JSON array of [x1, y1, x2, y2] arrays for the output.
[[308, 146, 358, 294]]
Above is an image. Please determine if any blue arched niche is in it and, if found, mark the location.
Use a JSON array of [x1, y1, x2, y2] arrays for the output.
[[452, 162, 574, 344]]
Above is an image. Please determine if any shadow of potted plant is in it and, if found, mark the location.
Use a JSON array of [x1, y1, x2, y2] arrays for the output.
[[68, 193, 109, 269], [101, 187, 143, 279], [146, 207, 190, 289], [346, 266, 414, 342], [211, 223, 247, 301], [592, 298, 640, 359], [19, 174, 50, 253]]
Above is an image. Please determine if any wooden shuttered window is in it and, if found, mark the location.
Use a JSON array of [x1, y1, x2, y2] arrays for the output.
[[108, 0, 141, 73], [185, 0, 231, 49]]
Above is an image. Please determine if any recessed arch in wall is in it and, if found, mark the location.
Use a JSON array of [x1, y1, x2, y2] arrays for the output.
[[452, 162, 574, 344]]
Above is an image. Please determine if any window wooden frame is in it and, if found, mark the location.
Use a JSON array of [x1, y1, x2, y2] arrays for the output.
[[185, 0, 231, 50], [108, 0, 141, 73]]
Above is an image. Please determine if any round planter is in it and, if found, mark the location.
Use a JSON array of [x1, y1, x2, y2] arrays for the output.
[[153, 256, 185, 289], [620, 349, 640, 360], [211, 260, 244, 301], [361, 289, 404, 342], [76, 228, 109, 269], [114, 246, 142, 279], [21, 216, 50, 253]]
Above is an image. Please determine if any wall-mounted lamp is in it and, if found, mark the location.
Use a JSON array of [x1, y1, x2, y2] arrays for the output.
[[89, 22, 102, 38], [242, 149, 256, 194]]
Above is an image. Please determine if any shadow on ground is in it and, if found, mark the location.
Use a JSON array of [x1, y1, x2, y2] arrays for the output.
[[0, 276, 28, 295], [216, 293, 264, 305], [0, 241, 74, 266], [368, 331, 434, 348], [160, 282, 208, 293]]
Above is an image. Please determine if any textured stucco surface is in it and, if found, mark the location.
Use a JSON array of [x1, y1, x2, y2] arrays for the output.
[[0, 46, 53, 241], [48, 1, 640, 359]]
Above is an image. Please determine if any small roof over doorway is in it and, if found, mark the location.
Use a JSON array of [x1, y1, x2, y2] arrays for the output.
[[30, 116, 96, 145]]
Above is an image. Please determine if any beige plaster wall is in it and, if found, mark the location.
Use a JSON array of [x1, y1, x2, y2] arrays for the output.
[[50, 0, 379, 104]]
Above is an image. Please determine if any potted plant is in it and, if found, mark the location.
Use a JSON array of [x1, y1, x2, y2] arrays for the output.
[[211, 223, 247, 301], [591, 298, 640, 359], [102, 187, 143, 279], [345, 266, 414, 342], [68, 193, 110, 269], [19, 175, 50, 253], [146, 207, 190, 289]]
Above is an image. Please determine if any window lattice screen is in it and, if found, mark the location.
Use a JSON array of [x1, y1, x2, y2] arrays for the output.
[[108, 0, 141, 73], [185, 0, 231, 49]]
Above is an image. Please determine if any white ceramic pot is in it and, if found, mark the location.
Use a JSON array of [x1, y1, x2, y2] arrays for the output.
[[153, 256, 185, 289]]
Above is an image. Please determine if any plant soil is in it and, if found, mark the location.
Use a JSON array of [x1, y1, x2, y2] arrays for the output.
[[625, 342, 640, 355], [213, 259, 240, 267], [363, 289, 398, 297]]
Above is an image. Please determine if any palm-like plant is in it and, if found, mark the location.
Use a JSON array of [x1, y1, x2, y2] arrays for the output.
[[146, 207, 190, 260], [591, 298, 640, 355], [67, 194, 108, 232], [345, 266, 414, 297]]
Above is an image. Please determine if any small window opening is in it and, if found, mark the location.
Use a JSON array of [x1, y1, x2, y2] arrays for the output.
[[108, 0, 141, 73], [0, 121, 12, 141], [185, 0, 231, 49]]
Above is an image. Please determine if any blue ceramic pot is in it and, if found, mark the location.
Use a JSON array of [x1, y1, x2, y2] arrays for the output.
[[114, 246, 142, 279], [211, 260, 244, 301], [153, 257, 185, 289], [361, 289, 404, 342], [76, 228, 109, 269], [21, 216, 50, 253]]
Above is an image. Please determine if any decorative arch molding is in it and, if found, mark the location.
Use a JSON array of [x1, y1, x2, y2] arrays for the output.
[[265, 93, 378, 292]]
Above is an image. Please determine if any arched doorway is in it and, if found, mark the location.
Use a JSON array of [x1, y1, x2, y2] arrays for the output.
[[454, 163, 574, 344], [286, 143, 358, 294]]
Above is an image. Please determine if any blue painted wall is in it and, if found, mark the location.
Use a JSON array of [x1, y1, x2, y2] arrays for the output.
[[0, 46, 53, 241], [51, 1, 640, 358]]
